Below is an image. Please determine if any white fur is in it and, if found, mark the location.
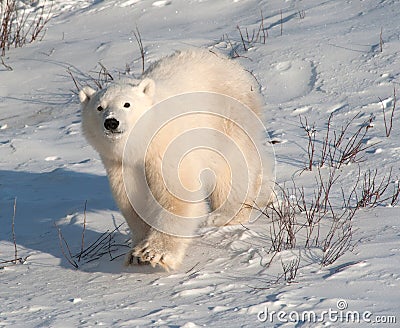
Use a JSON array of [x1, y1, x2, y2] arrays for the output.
[[80, 49, 273, 271]]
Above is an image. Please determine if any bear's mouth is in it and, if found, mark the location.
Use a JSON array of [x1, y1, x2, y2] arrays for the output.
[[105, 130, 124, 139]]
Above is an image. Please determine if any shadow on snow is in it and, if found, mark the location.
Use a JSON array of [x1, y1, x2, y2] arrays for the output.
[[0, 168, 160, 274]]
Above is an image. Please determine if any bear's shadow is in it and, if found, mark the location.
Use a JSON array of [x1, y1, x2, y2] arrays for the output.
[[0, 168, 164, 274]]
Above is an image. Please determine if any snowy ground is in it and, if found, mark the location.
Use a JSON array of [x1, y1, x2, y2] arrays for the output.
[[1, 0, 399, 327]]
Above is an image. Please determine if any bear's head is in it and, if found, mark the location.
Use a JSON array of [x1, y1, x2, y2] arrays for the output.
[[79, 78, 155, 161]]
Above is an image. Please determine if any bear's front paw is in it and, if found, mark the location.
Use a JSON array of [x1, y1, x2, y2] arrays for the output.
[[125, 233, 187, 271], [124, 249, 151, 266], [134, 241, 170, 269]]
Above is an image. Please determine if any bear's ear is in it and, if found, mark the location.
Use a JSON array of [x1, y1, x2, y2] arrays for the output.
[[138, 78, 155, 98], [79, 87, 96, 104]]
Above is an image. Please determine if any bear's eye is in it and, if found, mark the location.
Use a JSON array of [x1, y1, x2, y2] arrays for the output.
[[123, 102, 131, 108], [97, 105, 104, 112]]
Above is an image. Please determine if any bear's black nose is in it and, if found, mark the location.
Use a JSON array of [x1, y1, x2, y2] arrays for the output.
[[104, 118, 120, 131]]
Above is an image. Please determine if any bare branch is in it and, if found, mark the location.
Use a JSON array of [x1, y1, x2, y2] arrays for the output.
[[1, 0, 52, 56], [78, 200, 88, 262], [133, 25, 145, 75], [1, 56, 12, 70], [236, 25, 248, 51], [380, 87, 396, 137], [300, 115, 316, 171], [281, 255, 300, 283], [54, 222, 78, 269], [67, 67, 81, 94], [12, 197, 17, 262]]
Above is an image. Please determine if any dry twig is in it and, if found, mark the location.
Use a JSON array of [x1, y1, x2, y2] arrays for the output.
[[78, 200, 87, 262], [1, 56, 12, 70], [12, 197, 17, 261], [0, 198, 29, 268], [0, 0, 52, 56], [380, 87, 396, 137], [133, 25, 145, 75], [281, 256, 300, 283], [54, 222, 78, 269]]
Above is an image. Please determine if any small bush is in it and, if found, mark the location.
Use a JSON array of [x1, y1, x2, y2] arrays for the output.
[[0, 0, 52, 56]]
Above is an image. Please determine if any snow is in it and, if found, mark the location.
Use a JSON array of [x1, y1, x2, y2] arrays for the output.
[[1, 0, 399, 327]]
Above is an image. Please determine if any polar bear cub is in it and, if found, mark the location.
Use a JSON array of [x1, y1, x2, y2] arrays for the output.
[[80, 49, 272, 271]]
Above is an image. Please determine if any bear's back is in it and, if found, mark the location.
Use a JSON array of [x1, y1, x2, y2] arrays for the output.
[[144, 49, 263, 119]]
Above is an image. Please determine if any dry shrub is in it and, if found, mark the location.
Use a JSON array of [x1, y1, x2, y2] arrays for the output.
[[1, 0, 52, 56]]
